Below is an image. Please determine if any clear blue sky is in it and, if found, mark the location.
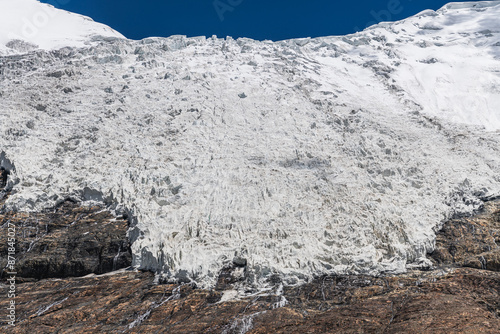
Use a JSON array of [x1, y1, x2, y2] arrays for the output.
[[41, 0, 477, 41]]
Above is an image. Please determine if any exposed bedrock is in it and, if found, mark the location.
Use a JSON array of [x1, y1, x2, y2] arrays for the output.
[[430, 199, 500, 272], [0, 194, 132, 281]]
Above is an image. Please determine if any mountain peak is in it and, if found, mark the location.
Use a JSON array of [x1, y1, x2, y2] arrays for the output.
[[0, 0, 124, 55]]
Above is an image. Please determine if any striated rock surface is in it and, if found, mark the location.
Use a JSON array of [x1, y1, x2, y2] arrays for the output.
[[1, 199, 499, 333], [0, 193, 131, 281], [430, 199, 500, 272], [1, 267, 498, 333]]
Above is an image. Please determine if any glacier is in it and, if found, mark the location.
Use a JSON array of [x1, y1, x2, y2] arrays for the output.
[[0, 0, 500, 290]]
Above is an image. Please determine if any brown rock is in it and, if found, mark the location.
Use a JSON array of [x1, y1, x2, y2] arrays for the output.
[[1, 268, 498, 333]]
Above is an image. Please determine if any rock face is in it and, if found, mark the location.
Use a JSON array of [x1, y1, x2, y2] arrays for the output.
[[1, 198, 499, 333], [0, 194, 131, 281], [0, 167, 8, 189], [1, 268, 499, 333], [430, 199, 500, 272]]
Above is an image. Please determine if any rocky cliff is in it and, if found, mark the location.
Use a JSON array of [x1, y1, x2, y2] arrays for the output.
[[1, 195, 499, 333], [0, 193, 131, 281]]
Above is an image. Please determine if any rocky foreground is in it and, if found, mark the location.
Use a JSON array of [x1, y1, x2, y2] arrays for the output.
[[1, 190, 499, 333]]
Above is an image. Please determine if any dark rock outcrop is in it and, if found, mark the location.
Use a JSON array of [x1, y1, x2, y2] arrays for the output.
[[0, 195, 131, 281], [215, 259, 248, 291], [430, 200, 500, 271], [0, 167, 9, 189]]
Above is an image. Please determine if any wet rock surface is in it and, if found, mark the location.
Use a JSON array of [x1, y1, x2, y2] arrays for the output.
[[0, 199, 499, 333]]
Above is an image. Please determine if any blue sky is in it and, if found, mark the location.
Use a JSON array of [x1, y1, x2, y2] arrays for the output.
[[41, 0, 476, 41]]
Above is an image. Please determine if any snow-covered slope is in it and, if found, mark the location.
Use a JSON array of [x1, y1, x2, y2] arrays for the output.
[[0, 0, 124, 55], [0, 1, 499, 290], [387, 1, 500, 130]]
